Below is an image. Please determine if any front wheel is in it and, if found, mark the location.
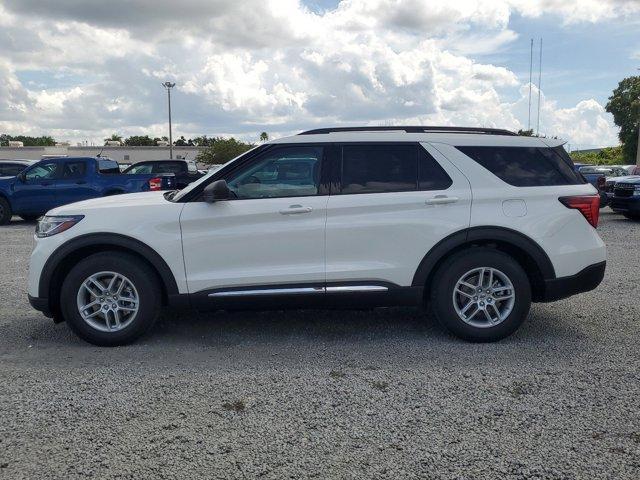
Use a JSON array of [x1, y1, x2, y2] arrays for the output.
[[60, 252, 161, 346], [430, 248, 531, 342]]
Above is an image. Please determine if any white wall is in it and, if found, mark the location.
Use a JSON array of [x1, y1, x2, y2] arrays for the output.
[[0, 146, 206, 163]]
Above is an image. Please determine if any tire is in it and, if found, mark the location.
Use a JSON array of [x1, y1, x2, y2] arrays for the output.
[[430, 247, 531, 342], [623, 213, 640, 221], [0, 197, 12, 225], [19, 214, 40, 222], [59, 252, 161, 346]]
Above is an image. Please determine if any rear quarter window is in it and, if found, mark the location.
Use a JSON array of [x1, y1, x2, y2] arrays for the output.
[[457, 146, 585, 187], [98, 159, 121, 174]]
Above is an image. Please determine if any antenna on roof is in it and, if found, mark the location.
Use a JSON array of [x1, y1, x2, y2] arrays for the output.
[[96, 147, 104, 158], [528, 38, 533, 131], [536, 38, 543, 136]]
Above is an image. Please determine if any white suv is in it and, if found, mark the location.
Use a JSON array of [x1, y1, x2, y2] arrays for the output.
[[27, 127, 606, 346]]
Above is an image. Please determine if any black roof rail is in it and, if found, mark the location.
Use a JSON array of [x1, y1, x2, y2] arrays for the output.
[[298, 126, 517, 136]]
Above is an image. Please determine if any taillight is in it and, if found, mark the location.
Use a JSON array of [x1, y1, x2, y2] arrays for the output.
[[559, 195, 600, 228], [596, 176, 605, 191], [149, 177, 162, 191]]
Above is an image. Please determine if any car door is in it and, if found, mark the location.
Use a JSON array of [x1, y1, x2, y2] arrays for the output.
[[12, 160, 60, 214], [324, 142, 471, 287], [180, 144, 329, 294], [55, 159, 96, 207]]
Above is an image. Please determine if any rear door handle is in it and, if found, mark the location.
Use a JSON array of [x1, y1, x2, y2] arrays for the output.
[[279, 205, 313, 215], [425, 195, 459, 205]]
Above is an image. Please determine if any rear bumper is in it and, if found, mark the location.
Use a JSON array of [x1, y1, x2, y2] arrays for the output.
[[28, 294, 52, 318], [540, 261, 606, 302], [610, 197, 640, 214]]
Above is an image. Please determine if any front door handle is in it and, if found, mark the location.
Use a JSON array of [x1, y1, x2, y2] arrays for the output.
[[279, 205, 313, 215], [425, 195, 459, 206]]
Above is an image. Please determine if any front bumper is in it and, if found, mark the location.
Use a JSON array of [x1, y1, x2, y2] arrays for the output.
[[610, 196, 640, 214], [541, 261, 606, 302]]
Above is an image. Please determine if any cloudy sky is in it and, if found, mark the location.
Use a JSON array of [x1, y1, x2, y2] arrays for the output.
[[0, 0, 639, 148]]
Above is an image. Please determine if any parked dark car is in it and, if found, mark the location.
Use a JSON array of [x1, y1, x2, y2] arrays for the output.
[[578, 166, 616, 208], [123, 159, 203, 189], [0, 159, 35, 177], [610, 177, 640, 220], [0, 156, 176, 224]]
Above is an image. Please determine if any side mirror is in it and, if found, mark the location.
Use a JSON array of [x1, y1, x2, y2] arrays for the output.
[[203, 179, 230, 203], [17, 172, 26, 182]]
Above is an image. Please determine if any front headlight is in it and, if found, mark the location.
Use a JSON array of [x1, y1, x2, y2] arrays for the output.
[[36, 215, 84, 238]]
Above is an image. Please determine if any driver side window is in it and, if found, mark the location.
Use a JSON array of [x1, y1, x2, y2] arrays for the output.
[[226, 146, 323, 199], [25, 162, 58, 181]]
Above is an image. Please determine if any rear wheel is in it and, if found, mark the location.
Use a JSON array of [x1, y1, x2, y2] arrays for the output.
[[0, 197, 11, 225], [60, 252, 161, 346], [430, 248, 531, 342]]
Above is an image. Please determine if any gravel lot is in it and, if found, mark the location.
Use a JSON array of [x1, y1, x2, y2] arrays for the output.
[[1, 210, 639, 479]]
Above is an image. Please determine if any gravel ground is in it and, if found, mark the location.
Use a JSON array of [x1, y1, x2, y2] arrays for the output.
[[0, 210, 639, 479]]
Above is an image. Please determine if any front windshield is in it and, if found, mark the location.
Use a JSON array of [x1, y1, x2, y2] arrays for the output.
[[171, 145, 262, 202]]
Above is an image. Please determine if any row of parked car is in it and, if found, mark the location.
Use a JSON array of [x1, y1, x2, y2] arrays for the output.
[[0, 156, 206, 224], [574, 163, 640, 220]]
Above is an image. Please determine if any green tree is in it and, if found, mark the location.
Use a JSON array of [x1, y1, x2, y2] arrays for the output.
[[259, 131, 269, 142], [606, 76, 640, 162], [0, 134, 56, 146], [196, 137, 254, 165], [104, 133, 122, 145], [517, 129, 534, 136], [192, 135, 213, 147], [124, 135, 156, 146], [570, 146, 625, 166], [174, 135, 189, 146]]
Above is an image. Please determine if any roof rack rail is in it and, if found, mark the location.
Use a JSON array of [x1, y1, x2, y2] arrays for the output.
[[298, 126, 517, 136]]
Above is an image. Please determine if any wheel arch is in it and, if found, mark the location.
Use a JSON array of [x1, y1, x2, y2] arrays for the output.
[[41, 233, 181, 315], [412, 226, 555, 302]]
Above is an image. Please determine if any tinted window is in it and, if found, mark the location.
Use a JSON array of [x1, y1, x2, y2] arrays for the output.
[[98, 159, 120, 174], [25, 162, 58, 181], [154, 162, 184, 174], [62, 161, 87, 178], [418, 148, 453, 190], [1, 164, 28, 176], [227, 146, 322, 199], [125, 163, 153, 174], [341, 144, 416, 194], [457, 146, 585, 187]]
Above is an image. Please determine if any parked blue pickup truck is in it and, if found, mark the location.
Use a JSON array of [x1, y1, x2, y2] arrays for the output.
[[0, 156, 175, 224]]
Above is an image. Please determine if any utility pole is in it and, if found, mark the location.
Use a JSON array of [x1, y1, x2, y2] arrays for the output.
[[536, 38, 543, 136], [528, 38, 533, 131], [162, 82, 176, 159]]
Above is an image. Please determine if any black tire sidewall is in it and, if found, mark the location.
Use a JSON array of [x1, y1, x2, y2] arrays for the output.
[[60, 252, 161, 346], [0, 198, 11, 225], [431, 248, 532, 342]]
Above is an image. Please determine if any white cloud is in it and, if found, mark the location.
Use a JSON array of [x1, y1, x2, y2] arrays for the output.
[[0, 0, 630, 147]]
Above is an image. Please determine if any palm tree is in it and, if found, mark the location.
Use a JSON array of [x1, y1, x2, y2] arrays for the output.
[[104, 133, 123, 145], [259, 131, 269, 142]]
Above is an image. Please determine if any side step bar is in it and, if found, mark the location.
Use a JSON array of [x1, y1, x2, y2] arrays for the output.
[[208, 285, 388, 297]]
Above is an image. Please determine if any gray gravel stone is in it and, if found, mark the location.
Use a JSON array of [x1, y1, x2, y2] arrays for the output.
[[0, 211, 638, 479]]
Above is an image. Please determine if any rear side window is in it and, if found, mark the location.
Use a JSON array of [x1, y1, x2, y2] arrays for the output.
[[62, 161, 87, 178], [457, 146, 585, 187], [340, 144, 451, 194], [98, 159, 121, 174]]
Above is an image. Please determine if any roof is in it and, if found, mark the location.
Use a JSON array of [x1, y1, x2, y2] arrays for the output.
[[270, 127, 565, 148], [0, 158, 35, 164]]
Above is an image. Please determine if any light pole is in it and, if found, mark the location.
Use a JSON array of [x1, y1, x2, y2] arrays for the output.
[[162, 82, 176, 159]]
